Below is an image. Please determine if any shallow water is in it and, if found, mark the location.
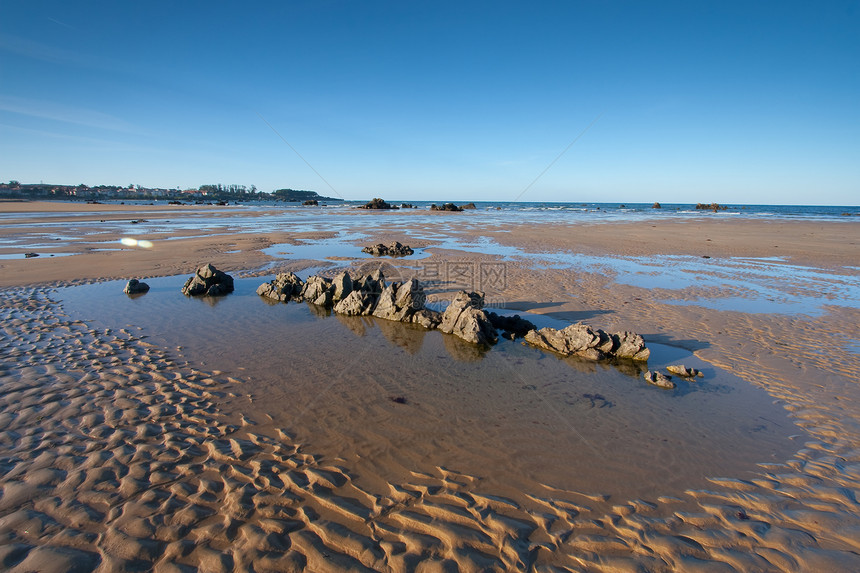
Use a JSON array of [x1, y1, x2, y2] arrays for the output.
[[58, 275, 801, 502]]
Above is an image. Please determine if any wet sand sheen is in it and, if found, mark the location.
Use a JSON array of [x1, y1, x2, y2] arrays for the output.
[[57, 275, 799, 504]]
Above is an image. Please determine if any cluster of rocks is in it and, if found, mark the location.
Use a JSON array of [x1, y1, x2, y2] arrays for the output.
[[359, 198, 398, 210], [361, 242, 414, 257], [157, 263, 653, 366], [181, 263, 235, 297], [302, 199, 318, 206], [644, 364, 704, 389], [523, 323, 650, 361], [257, 268, 445, 331], [256, 268, 517, 345]]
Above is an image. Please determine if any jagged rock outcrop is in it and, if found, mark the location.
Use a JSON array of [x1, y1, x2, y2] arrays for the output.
[[523, 323, 649, 361], [438, 291, 498, 346], [362, 242, 414, 257], [123, 279, 150, 295], [181, 264, 234, 297], [330, 271, 353, 303], [256, 272, 304, 302], [301, 275, 334, 307]]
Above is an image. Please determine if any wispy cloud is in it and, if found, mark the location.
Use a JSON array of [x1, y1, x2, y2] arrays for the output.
[[46, 17, 77, 31], [0, 33, 110, 70], [0, 95, 137, 133]]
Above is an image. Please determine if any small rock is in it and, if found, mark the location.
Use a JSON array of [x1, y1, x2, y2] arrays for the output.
[[123, 278, 151, 295], [24, 252, 39, 258], [644, 371, 675, 389], [666, 364, 703, 378]]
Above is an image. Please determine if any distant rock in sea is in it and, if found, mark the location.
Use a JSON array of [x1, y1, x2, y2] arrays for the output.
[[430, 203, 464, 212], [358, 198, 398, 209]]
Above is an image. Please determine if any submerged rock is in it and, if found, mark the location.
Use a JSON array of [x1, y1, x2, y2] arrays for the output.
[[181, 264, 234, 297], [256, 272, 304, 302], [362, 242, 414, 257], [523, 323, 650, 361], [644, 370, 675, 389], [438, 291, 498, 346], [123, 278, 150, 295]]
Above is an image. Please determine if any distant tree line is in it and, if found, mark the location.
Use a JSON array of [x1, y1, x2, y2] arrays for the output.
[[0, 181, 341, 203]]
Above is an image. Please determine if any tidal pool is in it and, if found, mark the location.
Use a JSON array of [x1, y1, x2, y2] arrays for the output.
[[58, 275, 801, 502]]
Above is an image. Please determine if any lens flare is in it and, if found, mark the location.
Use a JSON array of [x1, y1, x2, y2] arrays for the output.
[[120, 238, 154, 249]]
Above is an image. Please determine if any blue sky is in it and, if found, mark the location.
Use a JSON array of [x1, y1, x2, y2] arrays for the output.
[[1, 1, 858, 204]]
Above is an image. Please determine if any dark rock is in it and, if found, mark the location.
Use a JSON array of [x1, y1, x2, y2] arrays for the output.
[[487, 312, 536, 338], [696, 202, 728, 211], [438, 291, 498, 346], [400, 203, 416, 209], [257, 272, 304, 302], [123, 278, 150, 295], [359, 198, 398, 209], [644, 370, 675, 389], [461, 202, 477, 210], [24, 252, 39, 258], [652, 202, 662, 209], [302, 199, 319, 206], [181, 263, 234, 297], [412, 308, 442, 329], [430, 203, 463, 212], [362, 242, 414, 257]]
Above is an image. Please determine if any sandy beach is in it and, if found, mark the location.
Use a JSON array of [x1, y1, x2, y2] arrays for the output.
[[1, 201, 859, 572]]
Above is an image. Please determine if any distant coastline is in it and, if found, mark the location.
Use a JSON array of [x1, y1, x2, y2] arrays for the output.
[[0, 181, 341, 204]]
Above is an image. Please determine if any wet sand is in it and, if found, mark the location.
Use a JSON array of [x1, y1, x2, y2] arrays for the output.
[[1, 201, 860, 571]]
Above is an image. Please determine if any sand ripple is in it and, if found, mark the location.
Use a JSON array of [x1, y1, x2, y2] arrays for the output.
[[2, 286, 860, 571]]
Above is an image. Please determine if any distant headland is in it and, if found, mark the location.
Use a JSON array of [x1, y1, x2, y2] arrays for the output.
[[0, 181, 341, 204]]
